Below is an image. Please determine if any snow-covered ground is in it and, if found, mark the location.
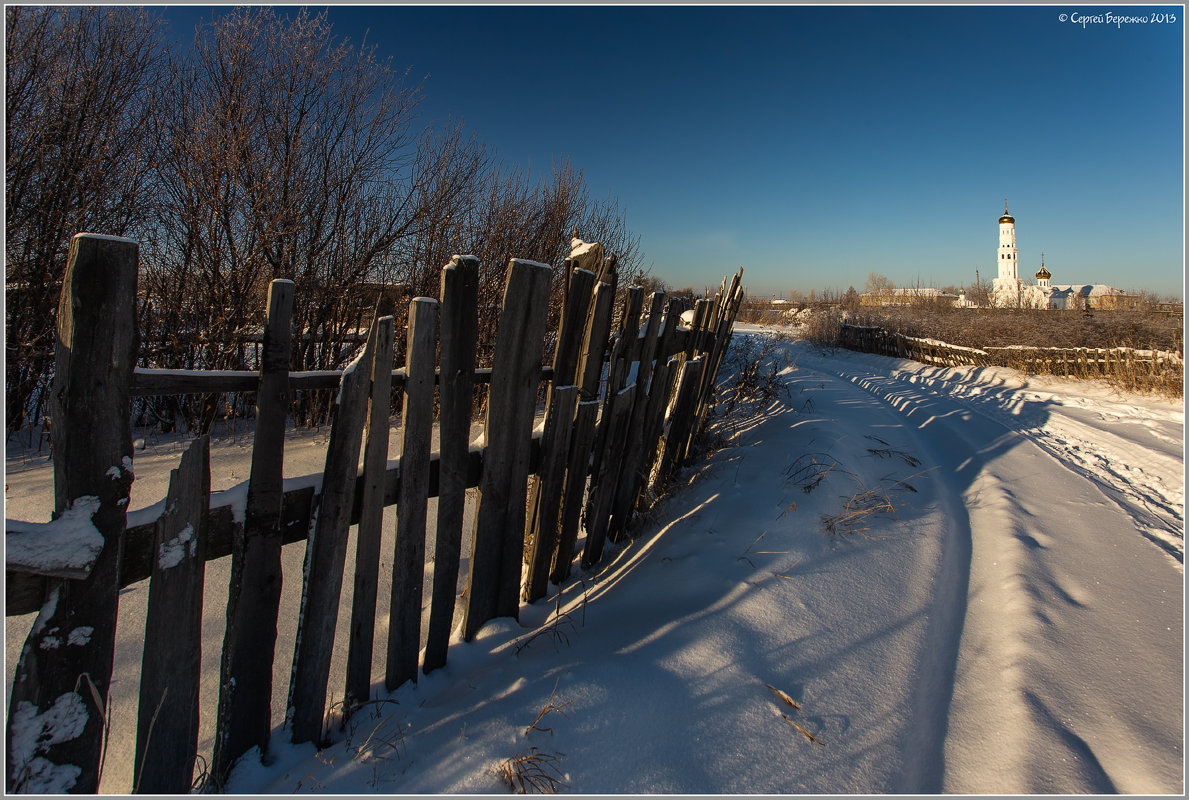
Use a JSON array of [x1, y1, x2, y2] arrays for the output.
[[5, 325, 1183, 793]]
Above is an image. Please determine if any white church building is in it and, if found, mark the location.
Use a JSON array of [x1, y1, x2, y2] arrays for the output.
[[989, 201, 1133, 310]]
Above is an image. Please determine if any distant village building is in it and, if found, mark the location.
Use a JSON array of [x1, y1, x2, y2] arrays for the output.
[[988, 200, 1138, 310], [860, 287, 958, 307]]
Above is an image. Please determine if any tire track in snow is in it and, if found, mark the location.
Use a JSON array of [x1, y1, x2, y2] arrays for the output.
[[783, 359, 973, 793], [889, 364, 1183, 562]]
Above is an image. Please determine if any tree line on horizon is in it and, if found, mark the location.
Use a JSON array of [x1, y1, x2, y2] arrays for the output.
[[5, 6, 649, 437]]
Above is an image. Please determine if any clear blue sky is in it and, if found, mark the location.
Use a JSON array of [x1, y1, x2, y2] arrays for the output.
[[163, 5, 1185, 299]]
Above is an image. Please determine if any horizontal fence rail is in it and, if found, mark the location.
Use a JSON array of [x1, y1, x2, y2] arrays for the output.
[[5, 233, 744, 794]]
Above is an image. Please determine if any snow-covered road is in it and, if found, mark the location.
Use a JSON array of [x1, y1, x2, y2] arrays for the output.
[[789, 337, 1183, 792], [5, 328, 1182, 793]]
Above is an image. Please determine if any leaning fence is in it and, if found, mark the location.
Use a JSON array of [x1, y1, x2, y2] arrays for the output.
[[5, 233, 744, 793], [838, 323, 1183, 395]]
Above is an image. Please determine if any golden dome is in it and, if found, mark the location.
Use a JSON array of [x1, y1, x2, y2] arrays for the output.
[[1036, 266, 1051, 280], [999, 198, 1014, 224]]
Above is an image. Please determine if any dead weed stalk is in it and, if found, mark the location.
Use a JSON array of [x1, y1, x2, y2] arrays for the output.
[[765, 683, 826, 747], [822, 475, 920, 538], [524, 678, 573, 737], [497, 748, 568, 794]]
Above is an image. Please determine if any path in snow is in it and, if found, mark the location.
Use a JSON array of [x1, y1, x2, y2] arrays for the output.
[[790, 337, 1184, 793]]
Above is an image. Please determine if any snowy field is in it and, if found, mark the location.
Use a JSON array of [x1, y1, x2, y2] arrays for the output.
[[5, 325, 1183, 794]]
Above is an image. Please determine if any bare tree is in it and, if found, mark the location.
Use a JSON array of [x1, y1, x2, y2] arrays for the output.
[[143, 7, 424, 427], [865, 271, 895, 299], [7, 6, 647, 437], [5, 6, 165, 437], [391, 120, 491, 298]]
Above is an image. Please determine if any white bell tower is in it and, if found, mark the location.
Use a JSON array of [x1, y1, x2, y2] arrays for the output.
[[997, 199, 1018, 285]]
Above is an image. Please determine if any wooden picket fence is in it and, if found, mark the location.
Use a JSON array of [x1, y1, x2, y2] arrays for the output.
[[5, 233, 744, 793], [839, 323, 1183, 394]]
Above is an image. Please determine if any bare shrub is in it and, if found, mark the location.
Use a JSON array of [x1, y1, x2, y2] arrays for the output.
[[717, 331, 793, 417]]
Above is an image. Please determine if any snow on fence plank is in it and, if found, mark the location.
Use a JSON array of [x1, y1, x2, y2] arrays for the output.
[[5, 497, 104, 580]]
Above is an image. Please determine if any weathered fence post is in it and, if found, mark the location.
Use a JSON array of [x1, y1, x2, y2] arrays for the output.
[[344, 314, 395, 712], [462, 259, 553, 640], [424, 257, 480, 674], [134, 435, 210, 794], [288, 328, 375, 745], [386, 297, 440, 691], [213, 279, 293, 782], [6, 233, 138, 794]]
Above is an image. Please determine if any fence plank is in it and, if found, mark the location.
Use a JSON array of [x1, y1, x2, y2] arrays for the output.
[[608, 291, 667, 542], [6, 234, 138, 793], [524, 267, 598, 589], [489, 259, 554, 622], [212, 279, 294, 783], [588, 287, 644, 503], [582, 386, 636, 569], [462, 259, 553, 640], [288, 328, 374, 745], [133, 436, 210, 794], [576, 281, 617, 400], [651, 356, 706, 493], [524, 385, 580, 603], [637, 355, 682, 507], [424, 256, 480, 674], [344, 315, 395, 712], [551, 399, 600, 584], [551, 268, 598, 391], [386, 298, 439, 690], [690, 280, 743, 444], [634, 306, 683, 501], [685, 299, 712, 359]]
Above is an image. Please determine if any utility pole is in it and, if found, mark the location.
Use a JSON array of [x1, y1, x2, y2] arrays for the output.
[[975, 268, 980, 308]]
